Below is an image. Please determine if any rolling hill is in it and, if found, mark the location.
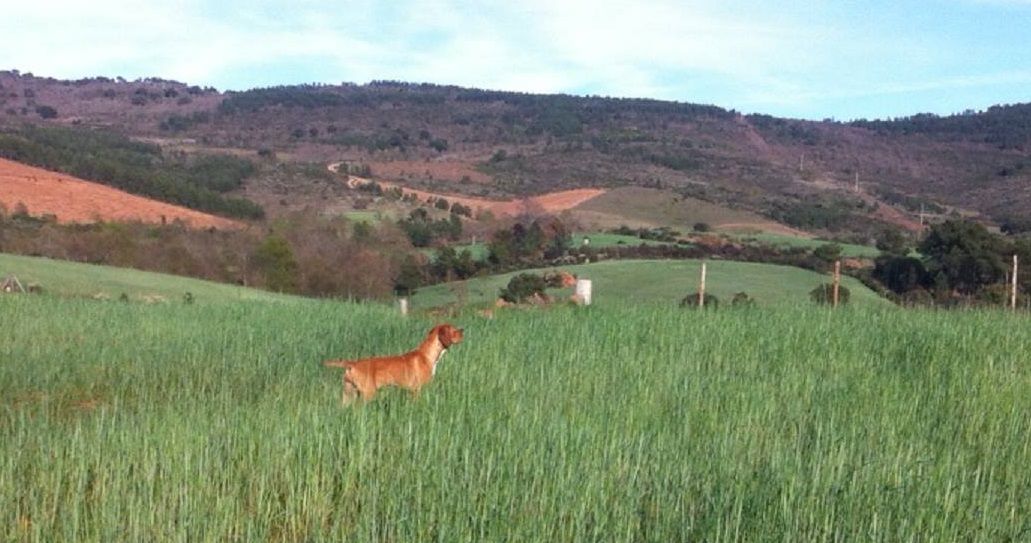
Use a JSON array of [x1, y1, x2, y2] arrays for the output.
[[3, 70, 1030, 239], [408, 259, 888, 310], [0, 252, 294, 303]]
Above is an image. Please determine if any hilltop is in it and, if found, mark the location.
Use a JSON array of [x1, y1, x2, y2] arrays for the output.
[[2, 69, 1029, 239]]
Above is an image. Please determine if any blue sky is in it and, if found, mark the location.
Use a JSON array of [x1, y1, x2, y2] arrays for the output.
[[2, 0, 1029, 120]]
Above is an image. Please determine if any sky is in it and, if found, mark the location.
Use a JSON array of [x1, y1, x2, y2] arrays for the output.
[[2, 0, 1030, 120]]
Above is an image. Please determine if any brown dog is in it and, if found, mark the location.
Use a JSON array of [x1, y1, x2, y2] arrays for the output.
[[323, 324, 464, 405]]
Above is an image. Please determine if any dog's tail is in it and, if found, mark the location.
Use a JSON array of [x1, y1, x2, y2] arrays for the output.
[[322, 359, 355, 369]]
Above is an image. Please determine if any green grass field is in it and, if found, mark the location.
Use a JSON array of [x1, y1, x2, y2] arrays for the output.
[[2, 293, 1028, 540], [0, 253, 295, 304], [735, 233, 881, 259], [427, 232, 677, 262], [409, 259, 888, 310], [340, 210, 393, 223], [575, 186, 782, 231]]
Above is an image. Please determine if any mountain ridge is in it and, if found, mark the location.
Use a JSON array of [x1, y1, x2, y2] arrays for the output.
[[3, 69, 1029, 237]]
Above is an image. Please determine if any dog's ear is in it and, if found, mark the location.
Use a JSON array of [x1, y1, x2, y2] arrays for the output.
[[435, 324, 453, 348], [437, 324, 463, 348]]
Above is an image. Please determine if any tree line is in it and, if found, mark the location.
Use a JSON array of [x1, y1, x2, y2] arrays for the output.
[[0, 125, 264, 220]]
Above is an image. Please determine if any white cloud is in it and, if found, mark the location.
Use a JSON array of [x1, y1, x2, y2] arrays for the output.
[[1, 0, 1027, 118]]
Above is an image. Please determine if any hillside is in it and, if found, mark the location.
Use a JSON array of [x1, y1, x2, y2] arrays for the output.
[[0, 158, 240, 228], [0, 252, 294, 303], [3, 70, 1029, 238]]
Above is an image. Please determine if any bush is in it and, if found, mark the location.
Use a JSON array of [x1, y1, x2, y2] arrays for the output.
[[810, 283, 851, 305], [680, 291, 719, 309], [35, 105, 58, 119], [500, 273, 548, 303], [812, 243, 843, 263], [693, 222, 711, 233], [731, 292, 756, 307]]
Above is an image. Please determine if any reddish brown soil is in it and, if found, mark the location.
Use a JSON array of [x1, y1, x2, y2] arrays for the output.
[[365, 178, 604, 217], [0, 158, 240, 229], [332, 161, 605, 216], [370, 161, 493, 184]]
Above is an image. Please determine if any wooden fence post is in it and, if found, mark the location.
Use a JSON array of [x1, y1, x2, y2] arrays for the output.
[[1012, 254, 1019, 311], [698, 262, 707, 308], [832, 260, 841, 308], [398, 297, 409, 316], [575, 279, 593, 306]]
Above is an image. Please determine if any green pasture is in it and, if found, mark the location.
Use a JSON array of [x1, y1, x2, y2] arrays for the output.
[[1, 294, 1028, 541], [0, 253, 295, 304], [734, 233, 881, 258], [409, 259, 888, 310], [427, 232, 676, 262]]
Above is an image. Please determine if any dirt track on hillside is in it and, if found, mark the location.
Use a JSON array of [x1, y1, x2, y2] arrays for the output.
[[329, 162, 605, 216], [0, 158, 240, 228]]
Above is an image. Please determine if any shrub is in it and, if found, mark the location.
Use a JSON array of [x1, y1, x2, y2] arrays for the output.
[[680, 291, 719, 309], [693, 222, 711, 233], [731, 292, 756, 307], [500, 273, 548, 303], [810, 283, 851, 305], [35, 105, 57, 119]]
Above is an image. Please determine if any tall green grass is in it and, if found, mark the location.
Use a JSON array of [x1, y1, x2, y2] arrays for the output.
[[2, 296, 1029, 541]]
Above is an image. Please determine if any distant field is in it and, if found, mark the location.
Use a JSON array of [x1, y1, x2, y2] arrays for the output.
[[428, 232, 678, 262], [409, 258, 888, 310], [340, 210, 392, 223], [2, 296, 1027, 540], [735, 233, 881, 258], [574, 186, 800, 234], [0, 252, 293, 304]]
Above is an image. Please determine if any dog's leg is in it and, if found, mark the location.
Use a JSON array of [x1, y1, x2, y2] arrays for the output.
[[341, 377, 359, 406]]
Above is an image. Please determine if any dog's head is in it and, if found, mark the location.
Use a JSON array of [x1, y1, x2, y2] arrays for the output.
[[433, 323, 464, 349]]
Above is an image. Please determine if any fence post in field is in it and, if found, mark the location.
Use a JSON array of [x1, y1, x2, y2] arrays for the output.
[[832, 260, 841, 308], [698, 261, 707, 308], [398, 297, 409, 316], [575, 279, 593, 306], [1012, 254, 1019, 311]]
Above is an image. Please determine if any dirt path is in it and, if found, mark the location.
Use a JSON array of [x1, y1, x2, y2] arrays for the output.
[[329, 162, 606, 216], [0, 158, 241, 229]]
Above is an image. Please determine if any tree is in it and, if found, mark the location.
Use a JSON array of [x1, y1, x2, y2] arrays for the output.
[[875, 227, 909, 255], [919, 220, 1006, 294], [812, 243, 842, 263], [873, 255, 929, 294], [251, 234, 297, 292]]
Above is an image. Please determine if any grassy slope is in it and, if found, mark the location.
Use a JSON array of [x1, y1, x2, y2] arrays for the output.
[[0, 252, 295, 304], [426, 232, 678, 261], [410, 259, 888, 310], [575, 186, 786, 231], [2, 297, 1028, 540]]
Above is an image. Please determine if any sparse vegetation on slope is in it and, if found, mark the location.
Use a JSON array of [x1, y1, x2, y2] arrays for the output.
[[0, 125, 264, 220]]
